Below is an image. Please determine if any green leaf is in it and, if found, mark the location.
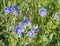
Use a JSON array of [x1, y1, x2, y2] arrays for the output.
[[49, 33, 53, 41]]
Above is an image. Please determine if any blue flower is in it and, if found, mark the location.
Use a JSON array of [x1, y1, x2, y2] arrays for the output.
[[14, 25, 24, 35], [21, 19, 31, 28], [9, 6, 15, 12], [27, 30, 35, 37], [4, 6, 20, 15], [33, 25, 39, 32], [4, 7, 11, 14], [39, 8, 47, 16], [13, 6, 20, 16]]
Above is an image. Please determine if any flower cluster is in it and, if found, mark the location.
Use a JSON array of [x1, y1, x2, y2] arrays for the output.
[[14, 18, 31, 35], [26, 25, 39, 37], [14, 18, 39, 37], [5, 6, 40, 37], [4, 6, 19, 16]]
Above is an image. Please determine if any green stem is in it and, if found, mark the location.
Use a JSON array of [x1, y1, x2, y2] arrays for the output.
[[14, 0, 16, 6], [20, 36, 27, 46], [3, 0, 8, 31], [3, 0, 6, 8]]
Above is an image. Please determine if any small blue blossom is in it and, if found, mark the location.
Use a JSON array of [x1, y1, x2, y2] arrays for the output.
[[27, 30, 35, 37], [9, 6, 15, 12], [39, 8, 47, 16], [14, 25, 24, 35], [33, 25, 39, 32], [4, 7, 11, 14], [21, 19, 31, 28], [13, 6, 20, 16]]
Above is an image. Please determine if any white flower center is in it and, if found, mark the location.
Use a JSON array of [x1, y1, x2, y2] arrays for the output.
[[18, 30, 20, 32]]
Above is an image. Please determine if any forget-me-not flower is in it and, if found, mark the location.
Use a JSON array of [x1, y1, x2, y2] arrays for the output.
[[4, 7, 11, 14], [14, 25, 24, 35], [39, 8, 47, 16], [21, 19, 31, 28], [27, 30, 35, 37], [33, 25, 39, 32], [9, 6, 15, 12], [13, 6, 20, 16]]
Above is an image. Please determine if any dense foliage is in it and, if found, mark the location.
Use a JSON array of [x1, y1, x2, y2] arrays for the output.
[[0, 0, 60, 46]]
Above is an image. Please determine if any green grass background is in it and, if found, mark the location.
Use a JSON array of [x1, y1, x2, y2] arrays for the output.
[[0, 0, 60, 46]]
